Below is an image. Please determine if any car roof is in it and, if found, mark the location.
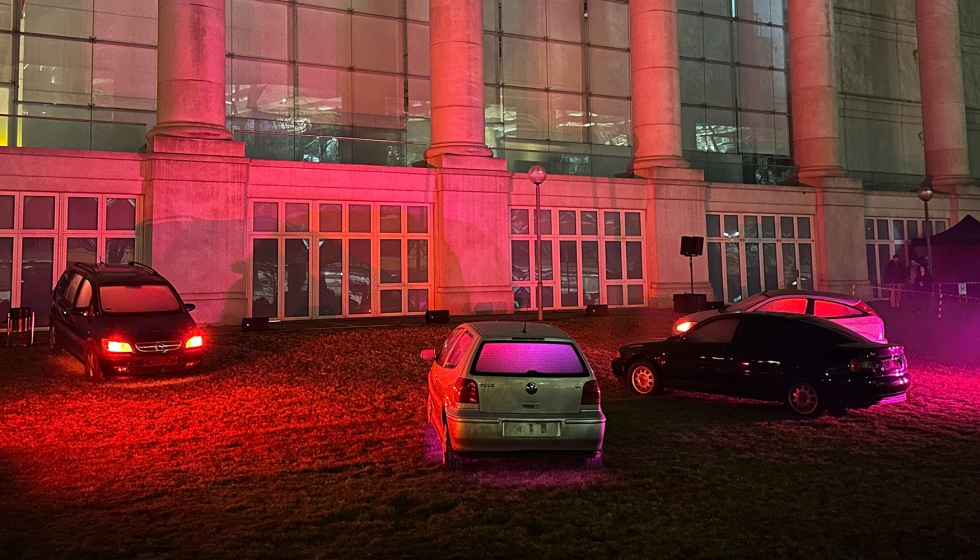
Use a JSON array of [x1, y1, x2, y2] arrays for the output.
[[71, 263, 168, 285], [717, 311, 866, 337], [759, 289, 862, 304], [466, 321, 575, 341]]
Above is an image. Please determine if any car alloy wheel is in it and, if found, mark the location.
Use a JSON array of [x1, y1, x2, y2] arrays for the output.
[[787, 381, 821, 417], [628, 361, 661, 396], [84, 348, 103, 382], [443, 424, 462, 471]]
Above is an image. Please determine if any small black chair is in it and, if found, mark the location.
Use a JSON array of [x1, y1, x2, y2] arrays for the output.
[[6, 307, 35, 346]]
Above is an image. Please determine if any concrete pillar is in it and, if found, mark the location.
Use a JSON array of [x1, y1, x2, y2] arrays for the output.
[[425, 0, 501, 169], [148, 0, 240, 154], [630, 0, 687, 174], [915, 0, 973, 218], [788, 0, 846, 184]]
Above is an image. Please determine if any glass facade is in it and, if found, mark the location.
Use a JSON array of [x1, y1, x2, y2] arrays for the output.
[[706, 212, 812, 303], [483, 0, 633, 177], [249, 200, 432, 319], [226, 0, 431, 165], [0, 0, 158, 151], [864, 217, 946, 299], [678, 0, 793, 184]]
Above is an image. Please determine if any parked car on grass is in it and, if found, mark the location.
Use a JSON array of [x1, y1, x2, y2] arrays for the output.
[[614, 312, 909, 417], [673, 289, 886, 342], [49, 262, 204, 380], [421, 322, 605, 470]]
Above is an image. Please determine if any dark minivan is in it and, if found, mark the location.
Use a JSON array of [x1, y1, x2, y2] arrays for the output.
[[612, 312, 910, 417], [49, 262, 204, 380]]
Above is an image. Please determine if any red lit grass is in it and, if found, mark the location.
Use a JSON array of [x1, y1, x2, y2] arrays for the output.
[[1, 309, 979, 559]]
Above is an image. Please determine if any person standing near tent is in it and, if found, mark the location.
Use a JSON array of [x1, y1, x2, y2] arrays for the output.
[[882, 254, 905, 308], [911, 264, 933, 312]]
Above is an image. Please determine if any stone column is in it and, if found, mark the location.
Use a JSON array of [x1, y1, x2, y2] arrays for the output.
[[425, 0, 501, 170], [915, 0, 972, 195], [630, 0, 687, 174], [787, 0, 846, 184], [148, 0, 240, 155]]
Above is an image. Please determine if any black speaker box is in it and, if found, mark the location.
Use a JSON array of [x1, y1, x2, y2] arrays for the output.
[[585, 304, 609, 316], [241, 317, 270, 332], [680, 236, 704, 257], [425, 310, 450, 324], [673, 293, 707, 313]]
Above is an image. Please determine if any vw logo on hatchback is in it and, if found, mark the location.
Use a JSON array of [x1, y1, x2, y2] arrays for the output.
[[525, 382, 537, 395]]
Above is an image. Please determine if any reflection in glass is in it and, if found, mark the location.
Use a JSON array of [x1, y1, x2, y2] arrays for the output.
[[761, 216, 776, 238], [744, 215, 759, 238], [876, 219, 888, 240], [797, 217, 811, 239], [380, 239, 402, 283], [604, 212, 621, 236], [706, 214, 721, 237], [253, 202, 278, 232], [559, 240, 578, 307], [607, 285, 624, 306], [542, 286, 554, 308], [512, 240, 530, 281], [381, 290, 402, 313], [725, 242, 741, 302], [285, 239, 310, 317], [906, 220, 918, 240], [285, 203, 310, 232], [865, 218, 875, 240], [581, 211, 598, 236], [782, 243, 797, 288], [763, 242, 778, 290], [24, 196, 55, 230], [349, 239, 371, 314], [380, 205, 402, 233], [724, 215, 739, 237], [582, 241, 599, 305], [625, 212, 642, 236], [252, 239, 278, 317], [626, 241, 643, 279], [105, 238, 135, 264], [21, 238, 54, 327], [605, 241, 623, 280], [745, 243, 761, 296], [707, 241, 723, 301], [511, 209, 529, 234], [865, 244, 879, 298], [67, 238, 98, 265], [319, 204, 343, 232], [627, 285, 644, 305], [408, 289, 428, 312], [407, 206, 428, 233], [780, 216, 794, 238], [318, 239, 343, 316], [349, 205, 371, 233], [68, 197, 99, 230], [799, 243, 813, 290], [538, 240, 553, 281], [534, 209, 552, 235], [106, 198, 137, 230], [559, 210, 576, 235], [408, 240, 428, 283], [0, 238, 12, 321], [0, 196, 13, 229], [514, 286, 531, 309]]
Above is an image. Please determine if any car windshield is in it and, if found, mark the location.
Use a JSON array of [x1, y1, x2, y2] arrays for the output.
[[100, 284, 182, 314], [473, 341, 587, 376], [725, 292, 769, 312]]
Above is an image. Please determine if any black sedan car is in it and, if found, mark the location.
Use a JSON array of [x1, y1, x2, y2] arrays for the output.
[[611, 312, 909, 417], [49, 262, 204, 380]]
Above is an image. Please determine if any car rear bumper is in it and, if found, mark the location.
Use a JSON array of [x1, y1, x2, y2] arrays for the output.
[[445, 409, 605, 453], [825, 372, 911, 408], [96, 351, 203, 377]]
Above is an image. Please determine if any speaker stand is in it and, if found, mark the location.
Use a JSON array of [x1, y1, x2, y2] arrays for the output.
[[688, 255, 694, 294]]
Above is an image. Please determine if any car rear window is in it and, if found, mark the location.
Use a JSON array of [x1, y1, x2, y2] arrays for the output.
[[813, 300, 863, 318], [100, 285, 181, 314], [473, 342, 587, 376]]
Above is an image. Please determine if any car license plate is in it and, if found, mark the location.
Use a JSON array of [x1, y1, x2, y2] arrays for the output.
[[144, 357, 179, 367], [503, 422, 560, 438]]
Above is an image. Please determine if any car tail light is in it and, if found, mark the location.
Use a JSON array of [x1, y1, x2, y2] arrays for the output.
[[854, 300, 877, 316], [675, 321, 695, 333], [849, 357, 879, 373], [581, 380, 601, 406], [102, 339, 133, 353], [453, 378, 479, 404], [185, 335, 204, 349]]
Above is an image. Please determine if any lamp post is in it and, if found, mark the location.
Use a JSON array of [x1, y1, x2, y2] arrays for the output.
[[918, 185, 934, 274], [528, 165, 548, 321]]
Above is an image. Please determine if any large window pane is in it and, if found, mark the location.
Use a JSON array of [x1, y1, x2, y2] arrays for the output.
[[92, 43, 156, 111], [589, 49, 630, 97], [559, 240, 578, 307], [297, 7, 351, 67], [353, 15, 402, 73], [745, 242, 761, 296], [349, 204, 371, 233], [252, 239, 278, 317], [408, 289, 428, 313], [318, 239, 343, 316], [285, 239, 310, 317], [68, 197, 98, 230], [23, 196, 55, 230], [626, 241, 643, 280], [229, 0, 289, 60], [253, 202, 278, 232], [380, 205, 402, 233], [94, 0, 158, 45], [21, 237, 54, 327], [319, 204, 343, 233], [707, 241, 723, 301], [0, 237, 11, 321], [604, 212, 621, 236], [21, 37, 92, 105], [407, 240, 428, 283], [407, 206, 428, 233], [511, 209, 530, 235], [286, 203, 310, 233], [381, 289, 402, 314], [763, 242, 777, 290], [725, 242, 741, 302], [537, 240, 554, 281], [782, 243, 797, 288], [0, 196, 13, 229], [105, 238, 135, 264], [605, 241, 622, 280], [106, 198, 136, 230], [582, 241, 599, 305], [67, 238, 98, 265], [349, 239, 371, 314], [380, 239, 402, 283], [512, 240, 530, 281]]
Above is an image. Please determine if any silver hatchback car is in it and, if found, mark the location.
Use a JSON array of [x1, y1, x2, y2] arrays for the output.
[[421, 322, 606, 470]]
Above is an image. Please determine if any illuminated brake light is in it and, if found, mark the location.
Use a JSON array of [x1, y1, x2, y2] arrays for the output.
[[581, 380, 601, 406], [855, 300, 877, 316], [849, 357, 878, 373], [185, 335, 204, 349], [675, 321, 695, 333], [452, 378, 479, 404], [102, 339, 133, 353]]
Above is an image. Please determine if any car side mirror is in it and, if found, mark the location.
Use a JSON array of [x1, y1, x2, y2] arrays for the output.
[[185, 303, 196, 312], [420, 348, 437, 361]]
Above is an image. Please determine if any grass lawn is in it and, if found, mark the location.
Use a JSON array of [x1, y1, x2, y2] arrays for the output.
[[1, 309, 979, 559]]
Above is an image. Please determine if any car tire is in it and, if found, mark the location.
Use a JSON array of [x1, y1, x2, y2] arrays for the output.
[[48, 327, 61, 354], [583, 450, 603, 470], [84, 347, 104, 382], [443, 423, 463, 472], [785, 380, 824, 418], [627, 360, 663, 396]]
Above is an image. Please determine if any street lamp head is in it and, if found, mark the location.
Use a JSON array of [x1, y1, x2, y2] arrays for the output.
[[918, 185, 934, 202], [528, 165, 547, 186]]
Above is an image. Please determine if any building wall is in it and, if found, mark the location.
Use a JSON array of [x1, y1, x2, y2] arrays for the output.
[[961, 0, 980, 179]]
